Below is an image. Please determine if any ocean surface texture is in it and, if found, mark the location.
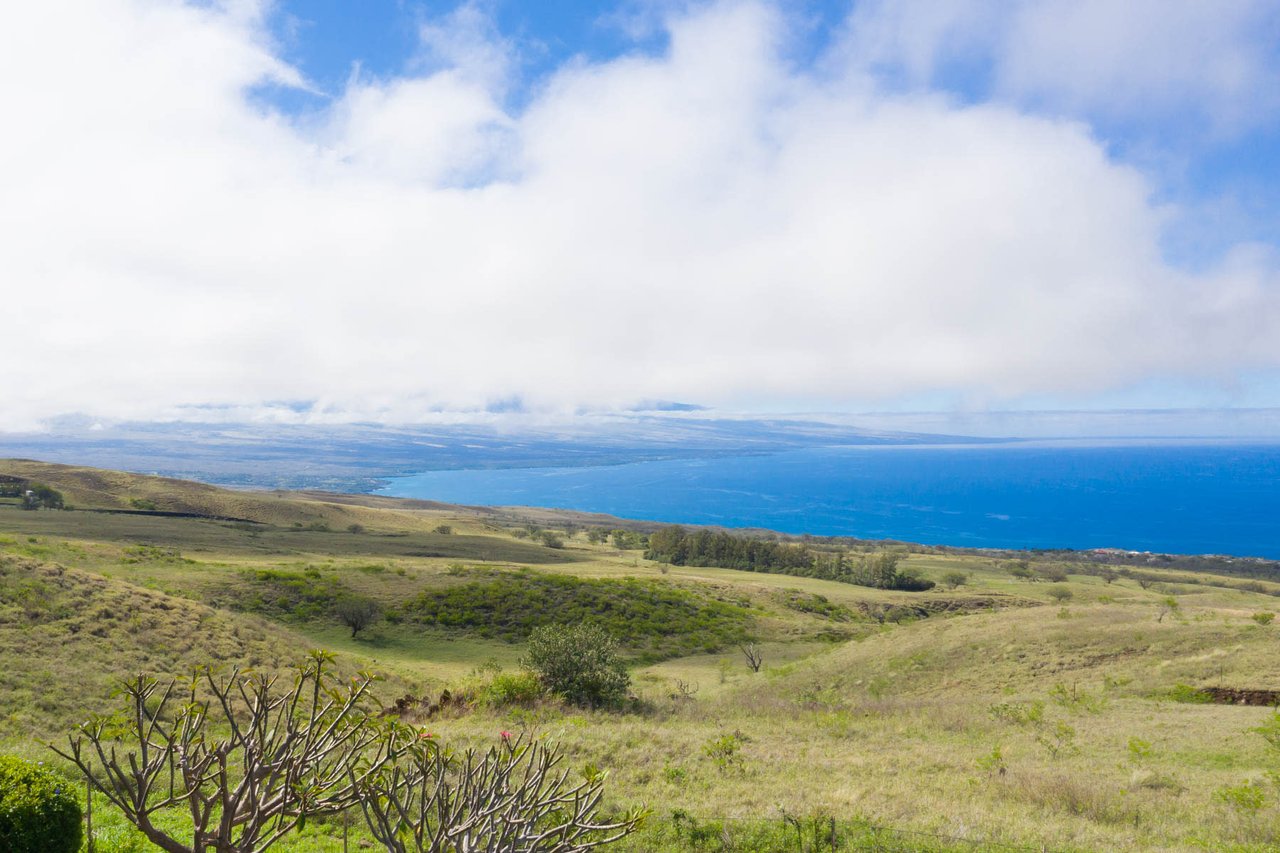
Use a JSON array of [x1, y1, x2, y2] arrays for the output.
[[378, 442, 1280, 558]]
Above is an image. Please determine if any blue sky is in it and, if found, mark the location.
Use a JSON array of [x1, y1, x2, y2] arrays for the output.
[[261, 0, 1280, 269], [1, 0, 1279, 428]]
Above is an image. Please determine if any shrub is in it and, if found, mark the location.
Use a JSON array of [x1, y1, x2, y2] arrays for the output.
[[1169, 683, 1212, 704], [522, 624, 630, 707], [433, 525, 453, 535], [538, 531, 564, 549], [1006, 562, 1035, 580], [1252, 611, 1275, 625], [941, 571, 968, 589], [335, 595, 383, 638], [989, 700, 1044, 726], [1215, 781, 1266, 814], [0, 756, 82, 853], [1037, 564, 1069, 583], [702, 732, 747, 773], [479, 671, 545, 708], [1047, 586, 1073, 603]]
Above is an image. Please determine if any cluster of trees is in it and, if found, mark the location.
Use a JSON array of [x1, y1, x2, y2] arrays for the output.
[[584, 528, 648, 550], [38, 651, 642, 853], [644, 527, 935, 591], [0, 478, 64, 510]]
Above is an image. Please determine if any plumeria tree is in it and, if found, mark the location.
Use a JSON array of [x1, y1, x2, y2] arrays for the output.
[[53, 651, 409, 853], [352, 733, 646, 852]]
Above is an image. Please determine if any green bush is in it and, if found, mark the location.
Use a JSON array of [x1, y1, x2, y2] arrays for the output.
[[0, 756, 82, 853], [1168, 683, 1212, 704], [522, 624, 630, 707], [479, 671, 545, 707]]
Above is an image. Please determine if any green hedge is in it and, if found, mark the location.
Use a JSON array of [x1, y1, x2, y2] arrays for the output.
[[0, 755, 82, 853]]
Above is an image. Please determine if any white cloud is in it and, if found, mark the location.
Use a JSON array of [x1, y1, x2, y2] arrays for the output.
[[840, 0, 1280, 133], [1, 0, 1278, 430]]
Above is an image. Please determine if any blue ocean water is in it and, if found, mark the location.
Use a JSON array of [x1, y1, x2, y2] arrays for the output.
[[376, 441, 1280, 558]]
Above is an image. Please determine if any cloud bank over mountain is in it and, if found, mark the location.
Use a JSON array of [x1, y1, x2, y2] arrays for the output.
[[2, 0, 1278, 429]]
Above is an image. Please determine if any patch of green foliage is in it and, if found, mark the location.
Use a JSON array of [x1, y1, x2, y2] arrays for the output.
[[226, 568, 349, 621], [402, 570, 752, 661], [774, 589, 855, 621], [522, 624, 630, 707], [0, 755, 82, 853], [1168, 683, 1213, 704], [477, 670, 545, 708]]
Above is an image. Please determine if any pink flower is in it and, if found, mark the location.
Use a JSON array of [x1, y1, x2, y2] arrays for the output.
[[419, 731, 435, 739], [500, 730, 512, 740]]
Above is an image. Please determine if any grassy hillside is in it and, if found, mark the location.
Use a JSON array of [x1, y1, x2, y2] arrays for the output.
[[4, 460, 1280, 850], [0, 553, 389, 743]]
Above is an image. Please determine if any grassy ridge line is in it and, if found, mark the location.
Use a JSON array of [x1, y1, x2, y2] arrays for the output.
[[0, 458, 661, 536], [0, 553, 402, 742], [0, 459, 448, 532]]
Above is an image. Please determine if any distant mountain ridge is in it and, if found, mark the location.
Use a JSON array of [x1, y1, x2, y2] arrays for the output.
[[0, 415, 991, 491]]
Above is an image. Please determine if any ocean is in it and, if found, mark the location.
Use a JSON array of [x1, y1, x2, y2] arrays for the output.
[[376, 440, 1280, 558]]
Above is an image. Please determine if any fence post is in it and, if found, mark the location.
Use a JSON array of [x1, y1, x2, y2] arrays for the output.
[[85, 768, 94, 853], [829, 816, 835, 851]]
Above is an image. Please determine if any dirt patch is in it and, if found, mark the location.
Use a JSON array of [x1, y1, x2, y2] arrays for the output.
[[1202, 687, 1280, 706], [858, 594, 1040, 623]]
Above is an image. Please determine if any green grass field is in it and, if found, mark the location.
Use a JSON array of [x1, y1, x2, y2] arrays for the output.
[[4, 460, 1280, 851]]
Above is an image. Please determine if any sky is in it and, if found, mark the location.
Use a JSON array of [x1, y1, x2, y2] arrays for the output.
[[2, 0, 1280, 430]]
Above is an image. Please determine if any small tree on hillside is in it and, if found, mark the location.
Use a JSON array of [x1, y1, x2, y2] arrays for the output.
[[336, 596, 383, 638], [522, 625, 630, 708], [942, 571, 969, 589], [739, 642, 764, 673], [1037, 564, 1069, 583], [1047, 586, 1073, 604]]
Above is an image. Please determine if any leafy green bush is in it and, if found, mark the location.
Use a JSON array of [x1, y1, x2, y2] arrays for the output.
[[989, 699, 1044, 726], [0, 756, 82, 853], [478, 671, 545, 708], [522, 624, 630, 707], [702, 732, 748, 773], [1047, 585, 1073, 603], [1168, 683, 1212, 704], [1252, 611, 1275, 625]]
